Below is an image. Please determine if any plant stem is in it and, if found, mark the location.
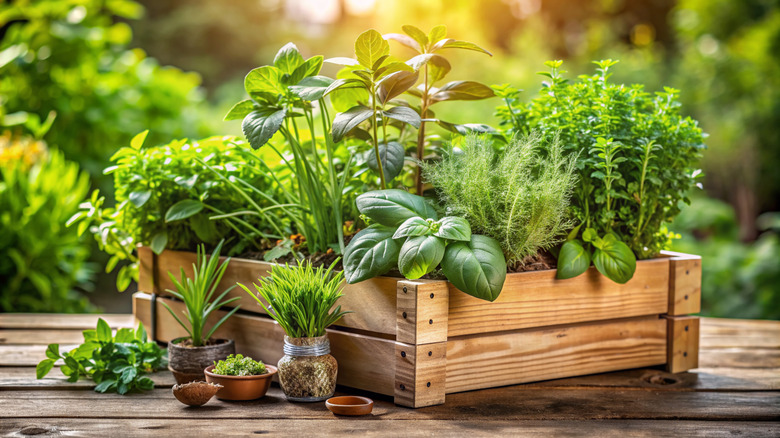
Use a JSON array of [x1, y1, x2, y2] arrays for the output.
[[415, 64, 430, 195], [369, 82, 387, 189], [319, 100, 345, 254]]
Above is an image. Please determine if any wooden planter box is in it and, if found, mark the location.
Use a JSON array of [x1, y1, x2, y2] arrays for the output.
[[132, 247, 701, 408]]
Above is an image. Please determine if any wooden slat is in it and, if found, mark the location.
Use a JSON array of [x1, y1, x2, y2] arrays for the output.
[[666, 315, 700, 373], [396, 280, 449, 345], [665, 251, 702, 315], [0, 314, 134, 330], [1, 387, 778, 421], [446, 258, 670, 337], [139, 247, 399, 336], [446, 316, 668, 393], [0, 368, 175, 389], [1, 330, 94, 345], [394, 342, 446, 408], [2, 419, 779, 438], [133, 292, 397, 396]]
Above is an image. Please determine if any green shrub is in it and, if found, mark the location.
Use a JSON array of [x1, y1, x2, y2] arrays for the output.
[[422, 134, 577, 266], [213, 354, 267, 376], [497, 60, 706, 260], [0, 133, 94, 312]]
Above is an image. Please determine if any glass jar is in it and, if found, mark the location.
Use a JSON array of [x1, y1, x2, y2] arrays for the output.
[[277, 334, 337, 402]]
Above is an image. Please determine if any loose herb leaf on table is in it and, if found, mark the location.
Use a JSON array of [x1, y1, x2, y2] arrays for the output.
[[36, 318, 167, 394]]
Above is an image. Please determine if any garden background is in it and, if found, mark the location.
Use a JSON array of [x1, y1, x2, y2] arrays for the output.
[[1, 0, 778, 319]]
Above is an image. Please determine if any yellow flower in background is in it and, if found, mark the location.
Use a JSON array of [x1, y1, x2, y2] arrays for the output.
[[0, 131, 49, 168]]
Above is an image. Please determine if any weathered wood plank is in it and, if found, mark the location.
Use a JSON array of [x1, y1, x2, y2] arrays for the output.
[[1, 387, 778, 421], [446, 258, 670, 337], [0, 368, 176, 389], [2, 419, 778, 438], [0, 314, 134, 330], [1, 330, 94, 345], [446, 316, 668, 393]]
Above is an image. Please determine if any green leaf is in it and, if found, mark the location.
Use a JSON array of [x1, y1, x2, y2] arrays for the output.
[[45, 344, 60, 360], [383, 106, 421, 128], [130, 130, 148, 150], [96, 318, 112, 342], [343, 224, 401, 284], [427, 55, 451, 85], [273, 42, 305, 74], [556, 240, 592, 280], [324, 57, 360, 66], [383, 33, 421, 52], [95, 379, 116, 393], [290, 75, 334, 101], [331, 105, 373, 143], [224, 99, 255, 121], [242, 108, 287, 149], [393, 216, 433, 239], [436, 120, 498, 135], [441, 235, 506, 302], [378, 71, 419, 105], [165, 200, 204, 222], [244, 66, 283, 95], [402, 25, 429, 50], [367, 141, 405, 181], [434, 216, 471, 241], [592, 236, 637, 284], [149, 232, 168, 255], [288, 55, 323, 85], [355, 29, 390, 69], [432, 39, 492, 56], [128, 190, 152, 208], [428, 25, 448, 45], [582, 228, 598, 243], [431, 81, 495, 103], [399, 235, 445, 279], [36, 359, 55, 379], [356, 189, 438, 227]]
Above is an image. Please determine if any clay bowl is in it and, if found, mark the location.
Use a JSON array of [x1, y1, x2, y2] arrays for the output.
[[325, 396, 374, 416], [204, 365, 277, 401]]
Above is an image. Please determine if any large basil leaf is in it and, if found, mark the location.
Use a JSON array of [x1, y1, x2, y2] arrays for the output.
[[342, 224, 400, 284], [441, 234, 506, 302], [273, 42, 304, 75], [165, 199, 204, 222], [290, 76, 334, 101], [399, 235, 445, 280], [356, 189, 438, 227], [244, 66, 284, 95], [592, 235, 637, 284], [393, 216, 432, 239], [287, 55, 323, 86], [224, 99, 255, 121], [377, 71, 419, 105], [355, 29, 390, 69], [331, 105, 373, 143], [431, 80, 495, 103], [556, 240, 591, 280], [383, 106, 421, 129], [367, 141, 405, 181], [242, 108, 287, 149], [434, 216, 471, 241]]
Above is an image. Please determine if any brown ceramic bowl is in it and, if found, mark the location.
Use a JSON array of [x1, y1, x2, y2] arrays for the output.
[[325, 396, 374, 416], [204, 364, 277, 401]]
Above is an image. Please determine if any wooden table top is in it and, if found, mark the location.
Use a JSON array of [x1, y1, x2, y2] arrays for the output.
[[1, 314, 778, 437]]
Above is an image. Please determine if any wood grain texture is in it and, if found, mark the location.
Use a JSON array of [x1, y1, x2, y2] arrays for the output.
[[664, 251, 702, 315], [394, 342, 446, 408], [446, 316, 668, 393], [446, 258, 670, 337], [138, 247, 399, 336], [396, 280, 449, 345], [2, 419, 779, 438], [666, 315, 701, 373], [133, 292, 397, 396], [0, 368, 176, 389], [0, 314, 134, 330]]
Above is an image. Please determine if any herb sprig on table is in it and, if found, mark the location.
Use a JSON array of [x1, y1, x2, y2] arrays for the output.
[[36, 318, 167, 394]]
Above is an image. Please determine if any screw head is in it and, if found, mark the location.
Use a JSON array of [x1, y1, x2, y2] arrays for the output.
[[430, 293, 434, 299], [427, 382, 431, 387], [685, 325, 689, 332], [401, 351, 406, 358], [684, 295, 689, 300], [429, 319, 433, 325], [400, 384, 405, 390], [402, 312, 407, 319], [428, 351, 432, 357], [683, 352, 688, 357], [686, 270, 690, 275], [403, 286, 408, 293]]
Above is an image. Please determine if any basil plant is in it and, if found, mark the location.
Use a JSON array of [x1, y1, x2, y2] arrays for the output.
[[343, 190, 507, 301]]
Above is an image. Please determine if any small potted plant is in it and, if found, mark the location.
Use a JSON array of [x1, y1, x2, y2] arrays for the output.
[[164, 241, 241, 384], [241, 260, 350, 402], [204, 354, 277, 400]]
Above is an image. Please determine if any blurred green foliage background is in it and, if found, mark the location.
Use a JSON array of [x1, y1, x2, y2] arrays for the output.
[[1, 0, 778, 319]]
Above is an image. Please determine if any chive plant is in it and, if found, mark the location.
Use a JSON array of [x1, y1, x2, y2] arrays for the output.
[[161, 241, 240, 347], [240, 260, 350, 338]]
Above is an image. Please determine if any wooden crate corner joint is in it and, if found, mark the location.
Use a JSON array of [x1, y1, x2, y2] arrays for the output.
[[665, 315, 700, 373]]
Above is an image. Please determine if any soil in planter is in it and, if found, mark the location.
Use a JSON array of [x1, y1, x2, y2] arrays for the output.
[[277, 354, 338, 400]]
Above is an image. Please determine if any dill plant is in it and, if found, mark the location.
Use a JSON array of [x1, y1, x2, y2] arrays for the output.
[[422, 134, 577, 266], [240, 261, 350, 338]]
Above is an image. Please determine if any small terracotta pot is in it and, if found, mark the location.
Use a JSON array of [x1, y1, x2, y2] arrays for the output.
[[204, 364, 278, 401], [325, 396, 374, 416], [167, 337, 235, 384]]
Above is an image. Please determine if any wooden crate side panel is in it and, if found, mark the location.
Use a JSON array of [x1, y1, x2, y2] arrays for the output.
[[447, 258, 670, 337], [137, 248, 399, 336], [132, 292, 396, 396], [445, 316, 668, 393]]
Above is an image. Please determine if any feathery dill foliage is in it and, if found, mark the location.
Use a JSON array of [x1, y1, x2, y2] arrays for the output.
[[422, 134, 577, 266], [241, 261, 350, 338]]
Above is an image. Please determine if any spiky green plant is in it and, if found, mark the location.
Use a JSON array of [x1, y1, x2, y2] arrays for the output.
[[240, 260, 350, 338], [161, 241, 240, 347], [422, 134, 577, 266]]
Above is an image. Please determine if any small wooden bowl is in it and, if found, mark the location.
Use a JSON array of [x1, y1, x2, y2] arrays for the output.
[[204, 365, 277, 401], [325, 396, 374, 416]]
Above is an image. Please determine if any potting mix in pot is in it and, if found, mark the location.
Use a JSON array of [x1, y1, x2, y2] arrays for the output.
[[44, 24, 704, 406]]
